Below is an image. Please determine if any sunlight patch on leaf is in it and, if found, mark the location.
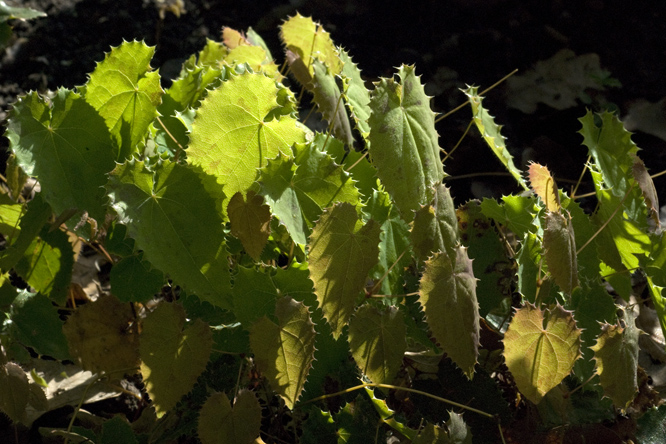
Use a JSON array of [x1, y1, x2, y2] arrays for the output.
[[280, 13, 342, 76]]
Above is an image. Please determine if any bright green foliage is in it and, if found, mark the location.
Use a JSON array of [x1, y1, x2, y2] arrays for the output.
[[188, 70, 306, 202], [308, 203, 380, 338], [109, 253, 164, 303], [339, 49, 372, 141], [0, 195, 22, 235], [198, 390, 261, 444], [325, 134, 377, 201], [224, 45, 280, 78], [480, 194, 539, 239], [590, 313, 640, 411], [9, 291, 70, 360], [411, 184, 459, 260], [6, 89, 115, 222], [419, 247, 480, 379], [249, 297, 316, 409], [348, 305, 406, 384], [279, 13, 342, 75], [0, 194, 51, 271], [15, 226, 72, 305], [139, 302, 213, 417], [503, 304, 581, 404], [311, 60, 354, 146], [107, 160, 232, 309], [81, 40, 162, 161], [62, 295, 139, 373], [0, 362, 29, 423], [368, 65, 444, 220], [465, 86, 528, 190], [542, 211, 579, 294], [228, 191, 271, 260], [259, 141, 361, 246], [364, 387, 417, 439]]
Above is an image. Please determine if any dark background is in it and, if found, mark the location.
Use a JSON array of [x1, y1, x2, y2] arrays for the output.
[[2, 0, 666, 204]]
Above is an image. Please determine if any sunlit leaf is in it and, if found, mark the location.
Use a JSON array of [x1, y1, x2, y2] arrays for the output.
[[228, 191, 271, 261], [280, 13, 342, 76], [419, 247, 479, 379], [368, 65, 444, 220], [188, 70, 306, 202], [0, 194, 51, 271], [308, 203, 380, 338], [198, 390, 261, 444], [528, 163, 560, 212], [249, 297, 316, 409], [590, 312, 640, 411], [339, 49, 372, 142], [81, 40, 162, 161], [311, 59, 354, 146], [349, 305, 406, 384], [411, 184, 458, 260], [465, 86, 527, 190], [503, 304, 581, 404], [140, 302, 212, 417], [107, 160, 232, 309], [6, 89, 115, 222]]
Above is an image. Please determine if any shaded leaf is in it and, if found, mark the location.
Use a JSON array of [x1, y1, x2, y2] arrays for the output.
[[631, 155, 660, 231], [543, 211, 579, 294], [249, 297, 316, 409], [198, 390, 261, 444], [6, 89, 115, 222], [0, 362, 29, 423], [9, 291, 70, 360], [81, 40, 162, 161], [188, 70, 306, 202], [480, 195, 539, 239], [100, 415, 138, 444], [107, 160, 231, 309], [63, 295, 139, 373], [280, 13, 342, 76], [419, 247, 479, 379], [636, 404, 666, 444], [368, 65, 444, 220], [349, 305, 406, 384], [528, 163, 560, 212], [411, 184, 458, 260], [109, 253, 164, 303], [139, 302, 212, 417], [336, 393, 382, 443], [311, 59, 354, 146], [465, 86, 527, 190], [503, 304, 581, 404], [228, 191, 271, 260], [324, 133, 376, 201], [340, 49, 372, 142], [232, 266, 279, 328], [590, 312, 640, 411], [308, 203, 380, 338]]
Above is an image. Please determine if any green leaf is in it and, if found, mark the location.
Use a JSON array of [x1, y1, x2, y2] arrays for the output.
[[516, 232, 541, 302], [311, 59, 354, 146], [232, 266, 279, 328], [228, 191, 271, 261], [81, 40, 162, 161], [249, 297, 316, 409], [100, 415, 138, 444], [0, 362, 29, 424], [0, 194, 22, 237], [503, 304, 581, 404], [631, 155, 660, 230], [223, 45, 280, 79], [109, 253, 164, 303], [0, 1, 46, 21], [364, 387, 417, 440], [0, 194, 51, 271], [198, 390, 261, 444], [188, 70, 306, 203], [456, 200, 513, 317], [279, 13, 342, 76], [15, 225, 74, 305], [301, 407, 337, 444], [107, 160, 232, 309], [348, 305, 406, 384], [139, 302, 212, 417], [480, 195, 539, 239], [63, 295, 140, 373], [371, 209, 412, 296], [419, 247, 479, 379], [308, 203, 380, 338], [590, 311, 639, 411], [6, 89, 115, 222], [259, 142, 361, 246], [542, 211, 579, 294], [636, 404, 666, 444], [9, 291, 70, 360], [444, 411, 473, 444], [465, 86, 527, 190], [368, 65, 445, 219], [325, 135, 377, 202], [336, 393, 382, 443], [411, 184, 459, 261], [339, 49, 372, 142]]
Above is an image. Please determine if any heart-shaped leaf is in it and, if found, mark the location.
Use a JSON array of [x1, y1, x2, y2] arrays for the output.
[[198, 390, 261, 444]]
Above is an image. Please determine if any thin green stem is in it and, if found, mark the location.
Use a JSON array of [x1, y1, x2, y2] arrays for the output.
[[571, 155, 591, 199]]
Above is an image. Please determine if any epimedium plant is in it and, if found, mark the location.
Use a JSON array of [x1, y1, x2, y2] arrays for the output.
[[1, 12, 666, 443]]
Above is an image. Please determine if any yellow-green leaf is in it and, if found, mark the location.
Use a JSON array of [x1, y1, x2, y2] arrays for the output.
[[249, 297, 316, 409], [543, 211, 579, 294], [308, 203, 380, 338], [279, 13, 342, 76], [528, 163, 560, 212], [503, 304, 581, 404]]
